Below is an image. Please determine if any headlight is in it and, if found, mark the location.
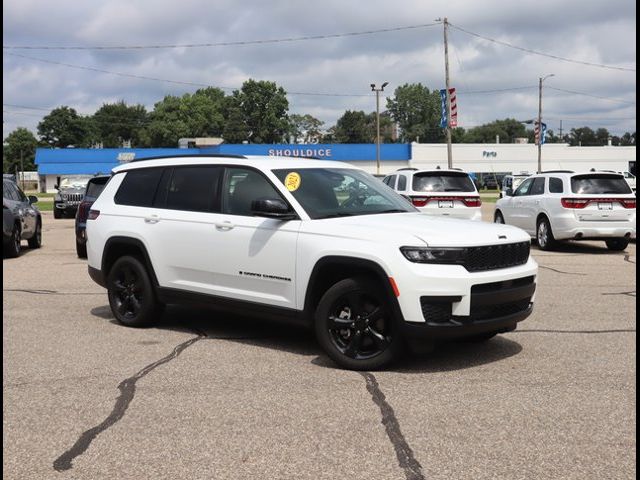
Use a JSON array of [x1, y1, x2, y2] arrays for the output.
[[54, 194, 62, 201], [400, 246, 466, 264]]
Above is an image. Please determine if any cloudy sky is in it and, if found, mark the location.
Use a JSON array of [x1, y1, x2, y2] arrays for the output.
[[3, 0, 636, 141]]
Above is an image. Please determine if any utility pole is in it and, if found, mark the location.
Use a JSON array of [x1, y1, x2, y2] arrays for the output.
[[537, 74, 554, 173], [371, 82, 389, 175], [19, 150, 24, 190], [558, 120, 563, 142], [442, 17, 453, 169]]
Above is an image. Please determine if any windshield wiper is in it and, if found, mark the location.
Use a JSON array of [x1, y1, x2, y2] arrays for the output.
[[319, 212, 359, 219], [374, 209, 410, 214]]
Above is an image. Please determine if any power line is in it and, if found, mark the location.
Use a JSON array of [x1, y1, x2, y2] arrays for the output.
[[546, 86, 636, 105], [2, 23, 440, 51], [448, 22, 636, 72]]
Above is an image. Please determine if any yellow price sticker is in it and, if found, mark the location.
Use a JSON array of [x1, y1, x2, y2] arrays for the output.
[[285, 172, 301, 192]]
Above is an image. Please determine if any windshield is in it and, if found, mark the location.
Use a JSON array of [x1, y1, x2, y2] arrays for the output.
[[412, 172, 476, 192], [60, 176, 91, 189], [571, 175, 631, 194], [272, 168, 416, 219], [512, 177, 528, 190]]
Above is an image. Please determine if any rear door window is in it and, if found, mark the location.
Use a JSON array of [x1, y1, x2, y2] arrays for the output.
[[114, 168, 164, 207], [165, 166, 222, 213], [530, 177, 546, 195], [571, 175, 632, 194], [412, 172, 475, 192], [397, 175, 407, 191]]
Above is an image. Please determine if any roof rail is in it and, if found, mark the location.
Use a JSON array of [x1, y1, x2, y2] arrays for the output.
[[540, 170, 574, 174], [396, 167, 419, 171], [130, 153, 247, 162]]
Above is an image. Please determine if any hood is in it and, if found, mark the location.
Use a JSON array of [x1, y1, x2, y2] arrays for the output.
[[304, 213, 530, 247]]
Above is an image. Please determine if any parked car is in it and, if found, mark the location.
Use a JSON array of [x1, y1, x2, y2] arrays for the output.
[[481, 176, 500, 190], [494, 171, 636, 251], [54, 176, 91, 219], [3, 178, 42, 258], [86, 155, 537, 370], [383, 168, 482, 221], [75, 175, 110, 258], [500, 173, 531, 199]]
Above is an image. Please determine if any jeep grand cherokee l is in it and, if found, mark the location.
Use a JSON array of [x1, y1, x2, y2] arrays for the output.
[[86, 155, 538, 370]]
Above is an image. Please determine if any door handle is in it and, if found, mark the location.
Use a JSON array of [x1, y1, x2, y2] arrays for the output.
[[144, 215, 160, 224], [214, 221, 235, 230]]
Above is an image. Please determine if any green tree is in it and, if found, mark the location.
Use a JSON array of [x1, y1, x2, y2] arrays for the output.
[[288, 114, 324, 143], [143, 87, 226, 147], [3, 128, 38, 173], [37, 106, 94, 148], [92, 101, 148, 147], [568, 127, 598, 146], [333, 110, 370, 143], [222, 102, 249, 143], [230, 79, 290, 143], [386, 83, 442, 143], [461, 118, 527, 143]]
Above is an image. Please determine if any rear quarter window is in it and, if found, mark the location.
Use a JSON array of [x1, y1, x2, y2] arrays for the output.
[[570, 175, 632, 194], [549, 177, 564, 193], [114, 168, 164, 207]]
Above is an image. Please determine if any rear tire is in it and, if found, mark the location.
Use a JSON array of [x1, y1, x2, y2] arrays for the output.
[[4, 225, 21, 258], [605, 238, 630, 251], [53, 208, 62, 219], [536, 216, 557, 251], [76, 240, 87, 258], [494, 211, 505, 224], [107, 255, 161, 327], [28, 220, 42, 249], [314, 277, 401, 370]]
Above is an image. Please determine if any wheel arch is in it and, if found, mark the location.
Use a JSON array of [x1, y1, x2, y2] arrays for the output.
[[102, 236, 159, 287], [303, 256, 403, 323]]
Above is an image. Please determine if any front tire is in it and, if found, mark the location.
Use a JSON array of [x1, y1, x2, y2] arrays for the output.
[[76, 239, 87, 258], [53, 208, 63, 219], [107, 256, 161, 327], [536, 216, 557, 251], [605, 238, 630, 251], [314, 277, 400, 370], [28, 220, 42, 249]]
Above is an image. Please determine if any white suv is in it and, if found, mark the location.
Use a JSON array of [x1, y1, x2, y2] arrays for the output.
[[494, 171, 636, 251], [87, 155, 538, 370], [383, 168, 482, 221]]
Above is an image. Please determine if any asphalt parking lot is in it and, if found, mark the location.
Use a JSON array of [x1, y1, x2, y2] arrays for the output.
[[3, 206, 636, 480]]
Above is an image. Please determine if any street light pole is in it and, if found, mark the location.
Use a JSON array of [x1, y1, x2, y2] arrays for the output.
[[537, 74, 554, 173], [371, 82, 389, 175]]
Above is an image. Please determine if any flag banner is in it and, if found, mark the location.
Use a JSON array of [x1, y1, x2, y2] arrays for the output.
[[440, 89, 447, 128], [449, 88, 457, 127], [534, 121, 547, 145]]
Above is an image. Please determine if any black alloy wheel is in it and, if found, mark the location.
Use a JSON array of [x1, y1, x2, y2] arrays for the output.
[[107, 256, 160, 327], [315, 277, 399, 370], [605, 238, 630, 251], [28, 221, 42, 249]]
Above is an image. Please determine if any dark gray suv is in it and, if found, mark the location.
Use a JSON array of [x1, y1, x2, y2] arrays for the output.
[[3, 179, 42, 258]]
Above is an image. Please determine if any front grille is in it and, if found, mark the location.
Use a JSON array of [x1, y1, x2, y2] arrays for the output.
[[461, 241, 530, 272], [62, 193, 84, 202]]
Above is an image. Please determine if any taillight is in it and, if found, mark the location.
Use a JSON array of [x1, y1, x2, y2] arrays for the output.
[[411, 197, 428, 207], [561, 198, 589, 209], [621, 198, 636, 209], [462, 197, 482, 207], [87, 209, 100, 220]]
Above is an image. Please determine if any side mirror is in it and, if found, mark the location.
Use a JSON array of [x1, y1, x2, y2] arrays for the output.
[[505, 188, 514, 197], [28, 195, 38, 204], [251, 198, 297, 220]]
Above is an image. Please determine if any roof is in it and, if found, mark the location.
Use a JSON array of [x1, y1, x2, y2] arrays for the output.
[[112, 155, 358, 173]]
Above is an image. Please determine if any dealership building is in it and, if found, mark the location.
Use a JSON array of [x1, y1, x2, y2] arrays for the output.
[[34, 142, 636, 193]]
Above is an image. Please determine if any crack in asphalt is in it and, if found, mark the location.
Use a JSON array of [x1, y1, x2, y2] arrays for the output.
[[602, 290, 636, 298], [513, 329, 636, 334], [3, 289, 101, 295], [53, 332, 205, 472], [537, 265, 587, 276], [360, 373, 425, 480]]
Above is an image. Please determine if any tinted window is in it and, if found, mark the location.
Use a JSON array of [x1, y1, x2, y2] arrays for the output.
[[273, 168, 415, 219], [385, 175, 397, 188], [224, 168, 284, 216], [114, 168, 164, 207], [165, 166, 222, 212], [530, 177, 546, 195], [85, 177, 109, 198], [3, 181, 19, 201], [397, 175, 407, 191], [514, 178, 534, 196], [549, 177, 564, 193], [571, 175, 632, 194], [412, 172, 475, 193]]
